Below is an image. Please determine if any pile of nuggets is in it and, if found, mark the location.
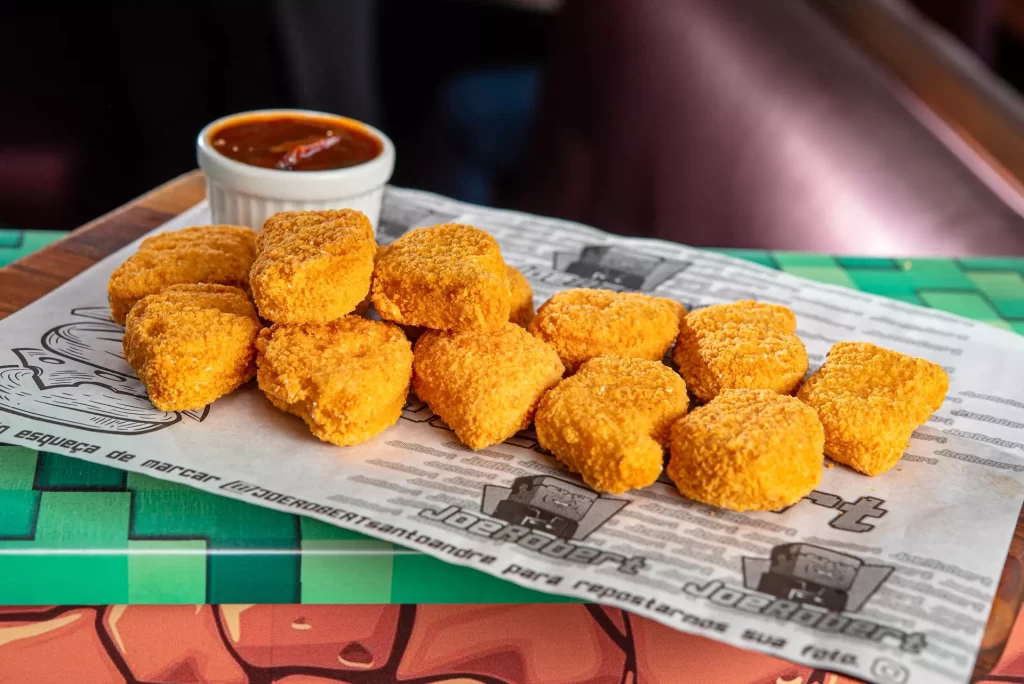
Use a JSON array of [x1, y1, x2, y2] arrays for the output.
[[109, 210, 949, 512]]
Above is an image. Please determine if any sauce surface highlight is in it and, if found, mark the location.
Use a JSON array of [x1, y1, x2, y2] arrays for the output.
[[210, 115, 382, 171]]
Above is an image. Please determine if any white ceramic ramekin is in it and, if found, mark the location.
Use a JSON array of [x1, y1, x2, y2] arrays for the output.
[[196, 109, 395, 232]]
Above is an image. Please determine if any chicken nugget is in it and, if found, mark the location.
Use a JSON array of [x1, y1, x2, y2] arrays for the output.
[[354, 243, 392, 317], [371, 223, 510, 331], [384, 262, 529, 341], [123, 283, 261, 411], [668, 389, 824, 511], [673, 300, 808, 402], [413, 323, 564, 449], [528, 289, 684, 374], [535, 356, 689, 494], [507, 265, 535, 327], [797, 342, 948, 476], [250, 210, 376, 323], [108, 224, 256, 324], [256, 316, 412, 446], [257, 209, 375, 252]]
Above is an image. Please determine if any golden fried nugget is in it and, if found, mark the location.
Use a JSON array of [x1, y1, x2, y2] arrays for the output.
[[535, 356, 689, 494], [250, 210, 376, 324], [371, 223, 510, 330], [413, 323, 564, 449], [383, 262, 527, 339], [528, 289, 684, 374], [123, 284, 261, 411], [668, 389, 824, 511], [673, 300, 808, 402], [107, 225, 256, 324], [354, 244, 392, 317], [507, 265, 535, 327], [256, 316, 413, 446], [257, 209, 375, 252], [797, 342, 948, 476]]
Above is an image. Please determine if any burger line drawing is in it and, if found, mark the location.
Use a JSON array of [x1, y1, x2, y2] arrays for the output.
[[0, 307, 207, 435]]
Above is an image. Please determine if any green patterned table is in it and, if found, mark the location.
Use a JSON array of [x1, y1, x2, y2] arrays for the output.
[[3, 222, 1023, 604], [0, 228, 64, 269]]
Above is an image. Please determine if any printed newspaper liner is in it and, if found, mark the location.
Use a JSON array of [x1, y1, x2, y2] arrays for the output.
[[2, 190, 1024, 684]]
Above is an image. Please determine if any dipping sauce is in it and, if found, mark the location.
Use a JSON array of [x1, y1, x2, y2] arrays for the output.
[[209, 114, 382, 171]]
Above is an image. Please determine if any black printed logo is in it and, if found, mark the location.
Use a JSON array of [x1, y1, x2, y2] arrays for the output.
[[686, 544, 923, 651], [551, 245, 689, 291], [776, 491, 889, 533], [742, 543, 893, 613], [481, 475, 627, 541], [871, 657, 911, 684]]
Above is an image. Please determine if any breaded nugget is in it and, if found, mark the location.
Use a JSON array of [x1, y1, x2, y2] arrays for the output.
[[413, 323, 564, 449], [673, 300, 808, 403], [528, 289, 684, 374], [123, 283, 261, 411], [668, 389, 824, 511], [250, 210, 376, 323], [257, 209, 375, 252], [354, 243, 392, 317], [371, 223, 510, 330], [535, 356, 689, 494], [797, 342, 949, 476], [256, 316, 413, 446], [108, 225, 256, 324], [384, 262, 528, 338], [507, 265, 535, 327]]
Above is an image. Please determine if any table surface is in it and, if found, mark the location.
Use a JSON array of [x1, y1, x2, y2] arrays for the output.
[[2, 170, 1024, 680]]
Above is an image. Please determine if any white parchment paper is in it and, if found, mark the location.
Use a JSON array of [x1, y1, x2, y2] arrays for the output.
[[3, 188, 1024, 684]]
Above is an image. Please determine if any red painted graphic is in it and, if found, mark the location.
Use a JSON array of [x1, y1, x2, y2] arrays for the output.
[[2, 603, 1024, 683]]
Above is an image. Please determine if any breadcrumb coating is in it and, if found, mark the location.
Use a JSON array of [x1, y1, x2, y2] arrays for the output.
[[797, 342, 948, 476], [250, 210, 376, 323], [123, 283, 261, 411], [673, 300, 808, 402], [528, 289, 685, 374], [371, 223, 510, 330], [668, 389, 824, 511], [507, 265, 535, 327], [354, 243, 392, 317], [413, 323, 564, 449], [390, 265, 531, 340], [107, 225, 256, 324], [535, 356, 689, 494], [257, 209, 374, 252], [256, 316, 413, 446]]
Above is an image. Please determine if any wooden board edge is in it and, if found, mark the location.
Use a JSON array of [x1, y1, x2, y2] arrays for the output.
[[0, 170, 206, 320]]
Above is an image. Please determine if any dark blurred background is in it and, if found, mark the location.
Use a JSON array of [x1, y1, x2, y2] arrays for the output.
[[0, 0, 556, 231], [1, 0, 1023, 254]]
